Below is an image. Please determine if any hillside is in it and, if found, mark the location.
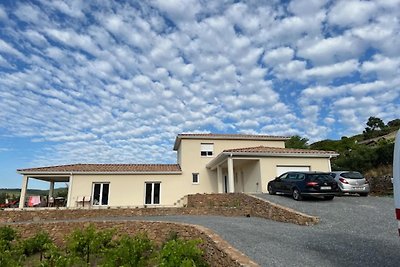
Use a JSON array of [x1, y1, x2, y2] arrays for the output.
[[309, 117, 399, 176], [287, 117, 399, 175]]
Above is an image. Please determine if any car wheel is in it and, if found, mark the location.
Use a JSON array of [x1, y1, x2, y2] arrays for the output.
[[292, 188, 302, 201], [268, 184, 276, 195], [359, 193, 368, 197], [324, 196, 334, 200]]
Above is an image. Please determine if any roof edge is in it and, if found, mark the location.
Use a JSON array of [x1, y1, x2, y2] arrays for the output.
[[173, 134, 290, 150]]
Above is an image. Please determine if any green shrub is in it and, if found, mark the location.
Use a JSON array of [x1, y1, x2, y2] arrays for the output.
[[159, 238, 208, 267], [39, 242, 74, 267], [66, 224, 114, 264], [0, 226, 23, 267], [21, 231, 53, 263], [0, 226, 18, 246], [101, 233, 154, 267]]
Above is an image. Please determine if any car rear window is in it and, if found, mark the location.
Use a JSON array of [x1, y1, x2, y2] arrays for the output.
[[341, 172, 364, 179], [307, 174, 334, 182]]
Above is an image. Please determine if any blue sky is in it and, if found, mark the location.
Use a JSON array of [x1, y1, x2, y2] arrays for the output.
[[0, 0, 399, 189]]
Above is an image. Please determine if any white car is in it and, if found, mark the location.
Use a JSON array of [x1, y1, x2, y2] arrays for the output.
[[330, 171, 370, 196]]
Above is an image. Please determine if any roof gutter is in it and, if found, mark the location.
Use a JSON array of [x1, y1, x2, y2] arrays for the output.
[[206, 151, 339, 169], [17, 171, 183, 175]]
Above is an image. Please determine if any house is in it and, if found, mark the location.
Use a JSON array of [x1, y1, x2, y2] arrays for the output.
[[17, 133, 338, 208]]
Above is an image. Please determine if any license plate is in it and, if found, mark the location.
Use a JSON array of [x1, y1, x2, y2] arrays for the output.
[[320, 186, 331, 190], [354, 187, 364, 190]]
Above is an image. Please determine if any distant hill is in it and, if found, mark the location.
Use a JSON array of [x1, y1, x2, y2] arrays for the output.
[[307, 117, 399, 175], [0, 188, 67, 197]]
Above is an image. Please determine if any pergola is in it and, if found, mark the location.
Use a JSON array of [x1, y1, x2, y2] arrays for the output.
[[17, 172, 71, 209]]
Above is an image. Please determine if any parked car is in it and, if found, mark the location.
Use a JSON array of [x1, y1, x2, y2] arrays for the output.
[[267, 171, 339, 201], [330, 171, 370, 196]]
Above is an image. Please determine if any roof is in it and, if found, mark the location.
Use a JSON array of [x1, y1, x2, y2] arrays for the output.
[[173, 133, 289, 150], [207, 146, 339, 169], [17, 163, 182, 174], [223, 146, 337, 155]]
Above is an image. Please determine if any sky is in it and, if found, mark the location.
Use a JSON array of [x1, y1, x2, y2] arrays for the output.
[[0, 0, 399, 189]]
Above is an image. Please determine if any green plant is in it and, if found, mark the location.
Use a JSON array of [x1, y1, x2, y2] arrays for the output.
[[66, 224, 114, 264], [101, 233, 154, 267], [159, 238, 208, 267], [0, 226, 23, 267], [21, 231, 53, 262], [0, 226, 18, 244], [39, 242, 74, 267]]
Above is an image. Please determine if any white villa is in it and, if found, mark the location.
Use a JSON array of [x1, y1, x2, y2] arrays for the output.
[[17, 133, 338, 208]]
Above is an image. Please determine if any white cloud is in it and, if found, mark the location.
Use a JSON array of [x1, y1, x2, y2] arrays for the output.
[[297, 35, 364, 65], [328, 0, 377, 27], [0, 0, 398, 178], [288, 0, 329, 16], [150, 0, 201, 23], [303, 59, 359, 80], [361, 55, 400, 79], [263, 47, 294, 66], [0, 5, 8, 20]]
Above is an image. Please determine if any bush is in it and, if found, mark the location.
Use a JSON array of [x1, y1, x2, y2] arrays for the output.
[[102, 233, 154, 267], [159, 238, 208, 267], [21, 231, 52, 257], [66, 224, 114, 264]]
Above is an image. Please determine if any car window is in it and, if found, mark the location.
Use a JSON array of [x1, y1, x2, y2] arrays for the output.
[[279, 173, 288, 180], [308, 174, 334, 182], [341, 172, 363, 179], [297, 173, 305, 180], [287, 173, 297, 179]]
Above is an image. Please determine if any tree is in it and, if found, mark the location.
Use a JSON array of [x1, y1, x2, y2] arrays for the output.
[[363, 116, 387, 140], [366, 116, 385, 131], [388, 119, 400, 128], [285, 135, 309, 149]]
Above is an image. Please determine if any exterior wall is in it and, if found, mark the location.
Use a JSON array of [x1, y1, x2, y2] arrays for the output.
[[258, 157, 332, 193], [69, 173, 187, 207], [241, 160, 262, 193], [177, 138, 285, 196]]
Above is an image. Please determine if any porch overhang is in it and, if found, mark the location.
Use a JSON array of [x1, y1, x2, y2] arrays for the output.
[[207, 151, 339, 170]]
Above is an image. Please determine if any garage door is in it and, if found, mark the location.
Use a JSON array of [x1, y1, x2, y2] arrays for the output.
[[276, 166, 310, 177]]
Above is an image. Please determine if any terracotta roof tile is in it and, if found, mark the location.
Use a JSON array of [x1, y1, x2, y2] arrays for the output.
[[223, 146, 337, 155], [18, 164, 182, 173]]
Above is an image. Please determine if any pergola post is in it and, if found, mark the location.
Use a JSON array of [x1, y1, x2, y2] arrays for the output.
[[19, 175, 29, 209], [49, 181, 55, 198], [66, 174, 73, 208], [227, 157, 235, 193], [217, 165, 223, 193]]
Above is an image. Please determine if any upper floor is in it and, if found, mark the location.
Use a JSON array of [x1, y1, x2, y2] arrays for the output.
[[173, 133, 289, 171]]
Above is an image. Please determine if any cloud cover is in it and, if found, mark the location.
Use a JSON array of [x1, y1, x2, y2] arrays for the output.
[[0, 0, 399, 178]]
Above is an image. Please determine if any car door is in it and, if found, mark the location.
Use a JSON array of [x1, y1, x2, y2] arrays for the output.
[[273, 173, 288, 193], [282, 172, 298, 193]]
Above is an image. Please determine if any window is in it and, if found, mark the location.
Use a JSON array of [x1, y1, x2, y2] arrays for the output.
[[192, 173, 199, 184], [145, 182, 161, 205], [92, 183, 109, 206], [200, 143, 213, 157]]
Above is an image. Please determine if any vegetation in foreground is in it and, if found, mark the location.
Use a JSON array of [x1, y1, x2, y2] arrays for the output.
[[0, 225, 209, 267]]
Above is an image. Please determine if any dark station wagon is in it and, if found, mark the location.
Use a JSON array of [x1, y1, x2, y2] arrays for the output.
[[267, 171, 340, 201]]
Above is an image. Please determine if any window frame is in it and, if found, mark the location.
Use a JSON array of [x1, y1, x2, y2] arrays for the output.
[[200, 143, 214, 157], [192, 173, 200, 184], [92, 182, 110, 206], [144, 182, 161, 205]]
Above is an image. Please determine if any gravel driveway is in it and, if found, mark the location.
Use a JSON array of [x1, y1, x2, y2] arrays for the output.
[[138, 195, 400, 267]]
